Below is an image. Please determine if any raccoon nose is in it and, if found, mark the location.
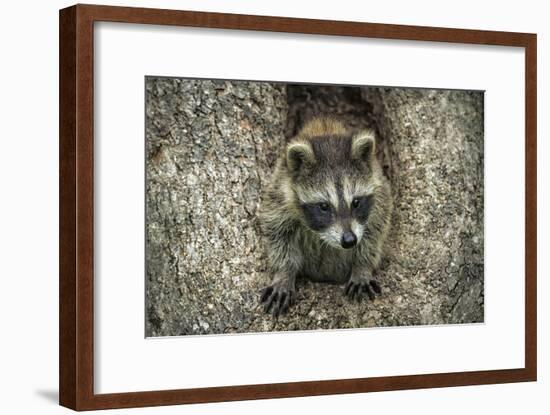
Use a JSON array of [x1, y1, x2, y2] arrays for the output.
[[341, 231, 357, 249]]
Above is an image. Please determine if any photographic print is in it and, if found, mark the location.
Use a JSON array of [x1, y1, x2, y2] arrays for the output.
[[59, 6, 536, 409], [145, 78, 484, 337]]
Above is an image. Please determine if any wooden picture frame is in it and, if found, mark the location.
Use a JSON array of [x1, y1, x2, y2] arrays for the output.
[[59, 4, 537, 411]]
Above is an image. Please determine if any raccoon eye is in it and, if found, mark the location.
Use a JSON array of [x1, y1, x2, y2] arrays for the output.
[[318, 202, 330, 212], [352, 198, 361, 208]]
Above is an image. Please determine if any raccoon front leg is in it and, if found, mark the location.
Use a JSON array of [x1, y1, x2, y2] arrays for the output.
[[344, 243, 383, 302], [260, 273, 296, 317], [259, 225, 302, 317], [344, 267, 381, 302]]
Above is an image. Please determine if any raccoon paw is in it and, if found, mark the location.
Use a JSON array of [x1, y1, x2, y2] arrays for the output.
[[344, 279, 381, 302], [260, 284, 296, 317]]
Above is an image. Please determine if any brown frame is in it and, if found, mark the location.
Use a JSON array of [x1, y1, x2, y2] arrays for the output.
[[59, 3, 537, 411]]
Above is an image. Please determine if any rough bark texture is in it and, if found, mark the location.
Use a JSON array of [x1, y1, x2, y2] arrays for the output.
[[145, 78, 288, 336], [363, 87, 484, 326], [145, 78, 484, 337]]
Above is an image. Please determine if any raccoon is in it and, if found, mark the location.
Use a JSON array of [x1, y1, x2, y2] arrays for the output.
[[259, 117, 393, 317]]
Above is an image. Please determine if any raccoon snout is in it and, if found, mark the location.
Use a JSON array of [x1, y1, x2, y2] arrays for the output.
[[341, 231, 357, 249]]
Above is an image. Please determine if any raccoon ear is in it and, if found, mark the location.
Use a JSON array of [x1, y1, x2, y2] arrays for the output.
[[351, 130, 376, 161], [287, 141, 315, 173]]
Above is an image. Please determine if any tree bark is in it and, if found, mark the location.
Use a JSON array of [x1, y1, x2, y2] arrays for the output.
[[363, 87, 484, 325], [145, 78, 288, 336], [145, 79, 484, 336]]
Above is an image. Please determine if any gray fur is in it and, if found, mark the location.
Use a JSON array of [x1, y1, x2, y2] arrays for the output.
[[259, 117, 393, 316]]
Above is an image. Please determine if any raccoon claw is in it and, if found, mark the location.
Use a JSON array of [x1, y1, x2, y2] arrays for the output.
[[369, 280, 382, 294], [260, 285, 295, 317], [344, 279, 381, 302]]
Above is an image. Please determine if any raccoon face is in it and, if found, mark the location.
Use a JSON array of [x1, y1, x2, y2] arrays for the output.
[[286, 129, 377, 249], [298, 192, 374, 249]]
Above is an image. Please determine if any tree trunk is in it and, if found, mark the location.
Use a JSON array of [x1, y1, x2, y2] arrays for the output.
[[363, 87, 484, 325], [146, 79, 484, 336], [145, 78, 288, 336]]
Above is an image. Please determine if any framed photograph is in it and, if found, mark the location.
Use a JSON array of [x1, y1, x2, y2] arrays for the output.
[[59, 4, 537, 411]]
